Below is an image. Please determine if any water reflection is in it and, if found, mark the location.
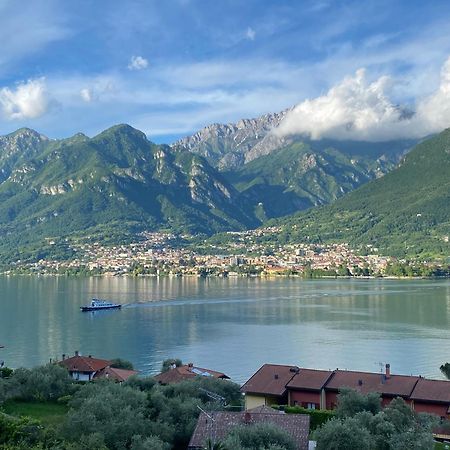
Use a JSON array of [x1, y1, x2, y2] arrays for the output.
[[0, 276, 449, 383]]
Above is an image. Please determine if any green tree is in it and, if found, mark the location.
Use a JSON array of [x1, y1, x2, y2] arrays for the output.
[[7, 363, 73, 401], [161, 358, 183, 373], [335, 387, 381, 418], [315, 416, 373, 450], [440, 362, 450, 380], [222, 422, 296, 450], [109, 358, 134, 370], [63, 381, 148, 450]]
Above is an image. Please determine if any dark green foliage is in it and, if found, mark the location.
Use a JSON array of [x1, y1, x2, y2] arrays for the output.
[[0, 368, 13, 379], [273, 405, 334, 430], [315, 415, 374, 450], [161, 358, 182, 373], [222, 422, 296, 450], [63, 381, 148, 449], [335, 387, 381, 418], [272, 129, 450, 257], [3, 364, 73, 402], [109, 358, 134, 370], [314, 390, 435, 450], [440, 363, 450, 380]]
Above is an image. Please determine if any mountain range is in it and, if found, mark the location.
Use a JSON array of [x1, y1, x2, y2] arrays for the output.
[[0, 106, 441, 263], [270, 128, 450, 257]]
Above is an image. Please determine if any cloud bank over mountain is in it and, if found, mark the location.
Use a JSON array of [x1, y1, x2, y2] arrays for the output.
[[275, 57, 450, 141]]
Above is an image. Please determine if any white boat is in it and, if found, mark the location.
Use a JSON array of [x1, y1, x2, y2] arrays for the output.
[[80, 299, 122, 311]]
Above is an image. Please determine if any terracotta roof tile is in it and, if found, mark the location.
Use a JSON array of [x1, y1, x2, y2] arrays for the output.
[[325, 370, 419, 397], [410, 378, 450, 403], [94, 366, 139, 382], [287, 368, 334, 391], [240, 364, 299, 396], [59, 355, 111, 373], [154, 364, 229, 385], [188, 410, 310, 450]]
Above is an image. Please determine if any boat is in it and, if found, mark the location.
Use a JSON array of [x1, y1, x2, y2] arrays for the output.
[[80, 299, 122, 312]]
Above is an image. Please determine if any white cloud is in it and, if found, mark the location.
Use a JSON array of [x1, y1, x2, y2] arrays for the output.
[[0, 78, 49, 120], [80, 88, 93, 103], [246, 27, 256, 41], [127, 55, 149, 71], [275, 57, 450, 141]]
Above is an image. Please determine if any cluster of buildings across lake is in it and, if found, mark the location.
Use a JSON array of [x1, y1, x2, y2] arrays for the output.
[[7, 230, 396, 277]]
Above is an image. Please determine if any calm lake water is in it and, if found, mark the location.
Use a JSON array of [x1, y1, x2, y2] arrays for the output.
[[1, 276, 449, 383]]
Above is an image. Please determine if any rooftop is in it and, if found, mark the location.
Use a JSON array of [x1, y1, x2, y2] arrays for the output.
[[410, 378, 450, 403], [240, 364, 299, 396], [154, 363, 230, 384], [287, 368, 334, 391], [325, 370, 420, 397], [59, 354, 111, 373], [188, 407, 310, 450]]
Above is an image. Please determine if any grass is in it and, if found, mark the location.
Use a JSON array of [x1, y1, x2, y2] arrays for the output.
[[1, 400, 69, 426], [435, 442, 450, 449]]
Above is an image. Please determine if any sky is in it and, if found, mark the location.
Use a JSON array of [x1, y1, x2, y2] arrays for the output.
[[1, 0, 450, 143]]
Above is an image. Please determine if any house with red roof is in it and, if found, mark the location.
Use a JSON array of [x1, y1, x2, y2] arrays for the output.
[[241, 363, 450, 420], [188, 406, 310, 450], [154, 362, 229, 385], [240, 364, 299, 410], [59, 351, 137, 382]]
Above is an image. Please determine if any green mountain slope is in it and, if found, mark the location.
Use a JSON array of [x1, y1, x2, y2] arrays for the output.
[[224, 142, 401, 220], [271, 129, 450, 257], [0, 125, 257, 262]]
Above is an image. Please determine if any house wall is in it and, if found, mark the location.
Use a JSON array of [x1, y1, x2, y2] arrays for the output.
[[289, 390, 321, 408], [413, 401, 449, 418], [70, 371, 92, 382], [244, 394, 282, 410]]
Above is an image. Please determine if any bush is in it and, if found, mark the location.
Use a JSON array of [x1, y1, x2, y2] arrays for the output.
[[314, 392, 435, 450], [109, 358, 134, 370], [0, 367, 13, 379], [161, 358, 182, 373], [63, 381, 148, 450], [222, 422, 296, 450], [274, 405, 334, 430], [7, 364, 73, 402], [335, 387, 381, 418], [315, 416, 374, 450]]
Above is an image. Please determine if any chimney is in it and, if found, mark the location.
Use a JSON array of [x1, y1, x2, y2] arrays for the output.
[[188, 362, 193, 368], [62, 354, 66, 361], [385, 364, 391, 379], [74, 350, 79, 357]]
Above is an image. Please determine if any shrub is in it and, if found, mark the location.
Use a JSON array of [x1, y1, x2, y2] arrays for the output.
[[222, 422, 296, 450], [109, 358, 134, 370], [8, 364, 73, 402], [274, 405, 334, 430], [161, 358, 182, 373]]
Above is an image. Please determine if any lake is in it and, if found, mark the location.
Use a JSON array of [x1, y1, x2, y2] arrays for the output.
[[1, 276, 449, 383]]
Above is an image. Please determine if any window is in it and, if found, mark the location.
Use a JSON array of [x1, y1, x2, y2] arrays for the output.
[[307, 403, 317, 410]]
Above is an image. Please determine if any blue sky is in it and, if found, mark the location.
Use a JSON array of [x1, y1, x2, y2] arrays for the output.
[[1, 0, 450, 143]]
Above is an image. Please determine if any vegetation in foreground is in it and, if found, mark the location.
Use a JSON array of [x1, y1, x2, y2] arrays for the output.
[[0, 362, 448, 449], [0, 361, 242, 449]]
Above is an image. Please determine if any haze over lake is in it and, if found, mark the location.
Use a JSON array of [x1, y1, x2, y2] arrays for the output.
[[1, 276, 449, 383]]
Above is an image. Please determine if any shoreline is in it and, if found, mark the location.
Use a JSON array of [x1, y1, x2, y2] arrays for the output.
[[1, 272, 449, 280]]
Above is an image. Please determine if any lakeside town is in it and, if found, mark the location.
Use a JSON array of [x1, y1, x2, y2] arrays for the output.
[[2, 228, 419, 277]]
